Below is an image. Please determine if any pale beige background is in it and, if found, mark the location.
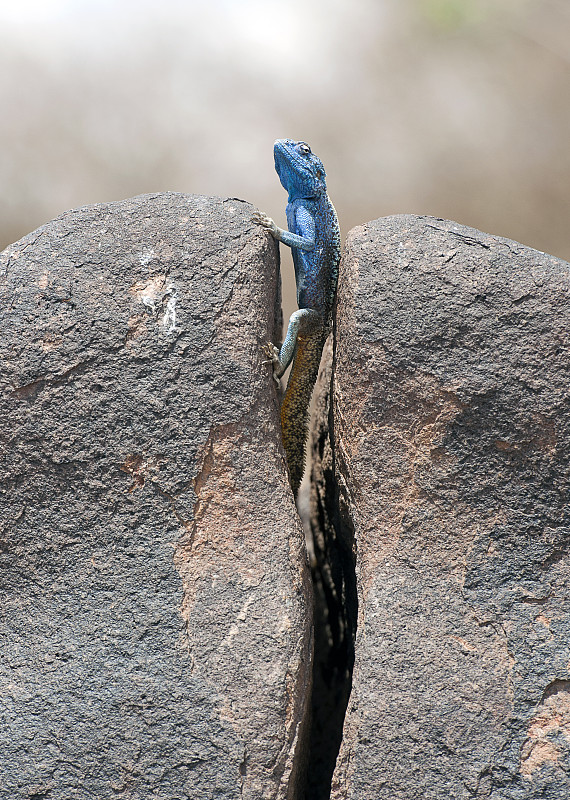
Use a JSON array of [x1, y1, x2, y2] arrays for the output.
[[1, 0, 569, 321]]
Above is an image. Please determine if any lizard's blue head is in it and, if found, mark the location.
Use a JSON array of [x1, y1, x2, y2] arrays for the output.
[[273, 139, 327, 200]]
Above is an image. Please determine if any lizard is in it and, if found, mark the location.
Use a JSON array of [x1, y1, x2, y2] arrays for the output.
[[252, 139, 341, 498]]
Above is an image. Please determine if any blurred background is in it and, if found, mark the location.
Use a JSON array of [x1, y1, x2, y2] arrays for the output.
[[1, 0, 569, 318]]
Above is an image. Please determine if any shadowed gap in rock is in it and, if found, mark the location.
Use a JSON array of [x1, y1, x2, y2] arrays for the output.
[[302, 332, 358, 800]]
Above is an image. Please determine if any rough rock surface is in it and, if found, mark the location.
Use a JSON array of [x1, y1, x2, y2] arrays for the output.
[[0, 193, 312, 800], [325, 216, 570, 799]]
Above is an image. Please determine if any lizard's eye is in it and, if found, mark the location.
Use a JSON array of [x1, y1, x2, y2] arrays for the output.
[[299, 143, 311, 155], [316, 169, 322, 178]]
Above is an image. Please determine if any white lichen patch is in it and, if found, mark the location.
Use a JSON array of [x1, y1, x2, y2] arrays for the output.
[[161, 285, 178, 335], [139, 247, 156, 266], [130, 274, 179, 335], [133, 274, 167, 312]]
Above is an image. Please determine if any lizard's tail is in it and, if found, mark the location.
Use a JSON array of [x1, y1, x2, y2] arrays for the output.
[[281, 331, 327, 498]]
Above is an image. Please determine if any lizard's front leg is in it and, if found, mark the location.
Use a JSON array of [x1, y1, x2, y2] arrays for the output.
[[252, 210, 315, 251]]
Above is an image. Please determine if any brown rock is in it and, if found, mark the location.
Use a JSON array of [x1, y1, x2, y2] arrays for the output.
[[321, 216, 570, 798], [0, 194, 312, 800]]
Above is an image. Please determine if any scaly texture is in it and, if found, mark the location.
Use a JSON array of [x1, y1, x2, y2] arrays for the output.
[[253, 139, 341, 496], [280, 328, 328, 494]]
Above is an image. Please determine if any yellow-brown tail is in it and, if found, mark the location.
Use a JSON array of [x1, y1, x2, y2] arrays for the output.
[[280, 330, 327, 497]]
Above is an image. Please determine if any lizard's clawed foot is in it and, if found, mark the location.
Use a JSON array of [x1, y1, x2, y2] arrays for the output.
[[262, 341, 283, 385], [251, 211, 279, 238]]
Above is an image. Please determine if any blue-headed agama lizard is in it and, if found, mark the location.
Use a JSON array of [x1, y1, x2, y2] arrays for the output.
[[253, 139, 341, 498]]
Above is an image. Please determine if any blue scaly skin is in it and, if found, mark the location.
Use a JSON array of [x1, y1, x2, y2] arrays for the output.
[[253, 139, 341, 497]]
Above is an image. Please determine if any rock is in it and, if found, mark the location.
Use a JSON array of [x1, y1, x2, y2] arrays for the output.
[[0, 193, 312, 800], [323, 216, 570, 798], [307, 335, 357, 800]]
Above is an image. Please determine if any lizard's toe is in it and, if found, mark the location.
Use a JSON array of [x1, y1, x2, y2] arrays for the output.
[[263, 341, 280, 362], [261, 342, 283, 385], [251, 211, 277, 233]]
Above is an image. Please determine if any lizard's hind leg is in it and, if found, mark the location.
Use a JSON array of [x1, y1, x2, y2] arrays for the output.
[[277, 308, 322, 376]]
